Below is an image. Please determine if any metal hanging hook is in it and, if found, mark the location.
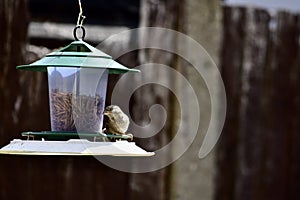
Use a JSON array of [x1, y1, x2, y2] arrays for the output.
[[73, 26, 86, 41], [74, 0, 86, 40]]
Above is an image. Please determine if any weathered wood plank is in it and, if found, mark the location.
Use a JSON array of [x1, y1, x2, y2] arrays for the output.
[[127, 0, 183, 199], [233, 8, 270, 200], [215, 6, 246, 200], [28, 22, 130, 45], [0, 0, 33, 145], [263, 11, 300, 200], [217, 6, 300, 200]]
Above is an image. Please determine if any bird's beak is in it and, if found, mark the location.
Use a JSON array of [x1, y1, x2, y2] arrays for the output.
[[103, 111, 110, 116]]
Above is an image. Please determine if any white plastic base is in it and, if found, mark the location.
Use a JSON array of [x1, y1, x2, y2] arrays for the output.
[[0, 139, 154, 156]]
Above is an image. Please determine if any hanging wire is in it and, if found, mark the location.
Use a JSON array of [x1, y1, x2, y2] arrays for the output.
[[76, 0, 86, 27]]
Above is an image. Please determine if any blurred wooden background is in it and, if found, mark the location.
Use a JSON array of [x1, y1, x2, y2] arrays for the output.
[[217, 6, 300, 200], [0, 0, 300, 200]]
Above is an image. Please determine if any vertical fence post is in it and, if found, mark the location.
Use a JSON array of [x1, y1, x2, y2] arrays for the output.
[[216, 6, 300, 200]]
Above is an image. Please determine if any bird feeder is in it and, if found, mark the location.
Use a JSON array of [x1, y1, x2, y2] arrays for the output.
[[0, 26, 154, 156]]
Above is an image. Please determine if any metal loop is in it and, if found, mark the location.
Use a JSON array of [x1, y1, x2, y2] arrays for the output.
[[73, 26, 86, 41]]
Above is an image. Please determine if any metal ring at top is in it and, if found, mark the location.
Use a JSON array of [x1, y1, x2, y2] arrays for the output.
[[73, 26, 86, 41]]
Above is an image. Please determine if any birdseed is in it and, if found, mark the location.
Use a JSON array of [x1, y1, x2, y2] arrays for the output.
[[50, 89, 104, 132]]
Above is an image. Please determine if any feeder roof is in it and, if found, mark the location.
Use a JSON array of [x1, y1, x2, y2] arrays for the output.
[[17, 40, 140, 74]]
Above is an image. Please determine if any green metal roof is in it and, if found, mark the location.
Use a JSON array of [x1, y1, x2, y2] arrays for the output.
[[17, 40, 140, 74]]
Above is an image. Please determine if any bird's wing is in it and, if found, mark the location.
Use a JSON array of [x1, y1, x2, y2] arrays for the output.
[[115, 113, 130, 132]]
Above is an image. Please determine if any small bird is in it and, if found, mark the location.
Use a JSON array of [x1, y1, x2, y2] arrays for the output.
[[103, 105, 132, 140]]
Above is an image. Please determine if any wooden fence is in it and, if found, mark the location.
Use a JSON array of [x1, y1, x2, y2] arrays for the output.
[[216, 6, 300, 200]]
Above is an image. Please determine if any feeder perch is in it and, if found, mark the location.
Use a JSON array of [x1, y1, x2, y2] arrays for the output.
[[0, 26, 154, 157]]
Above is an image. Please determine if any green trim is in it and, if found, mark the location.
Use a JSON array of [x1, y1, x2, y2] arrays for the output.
[[21, 131, 133, 141], [17, 40, 140, 74]]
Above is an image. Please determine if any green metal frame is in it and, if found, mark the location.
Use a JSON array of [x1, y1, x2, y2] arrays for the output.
[[17, 40, 140, 74], [21, 131, 133, 141]]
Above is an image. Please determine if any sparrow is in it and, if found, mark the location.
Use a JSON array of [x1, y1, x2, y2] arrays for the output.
[[103, 105, 132, 140]]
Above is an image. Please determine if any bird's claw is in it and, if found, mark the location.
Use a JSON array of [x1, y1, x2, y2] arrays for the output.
[[126, 133, 134, 141]]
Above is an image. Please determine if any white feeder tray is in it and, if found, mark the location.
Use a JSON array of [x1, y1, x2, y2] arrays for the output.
[[0, 139, 155, 156]]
